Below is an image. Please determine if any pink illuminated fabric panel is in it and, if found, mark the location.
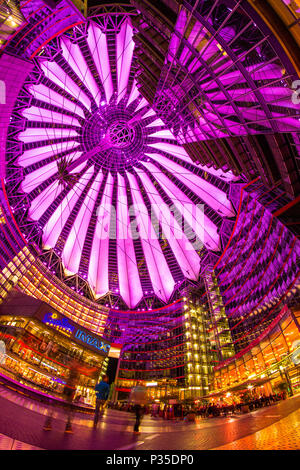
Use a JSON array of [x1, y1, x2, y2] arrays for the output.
[[22, 151, 83, 194], [203, 64, 284, 91], [22, 161, 60, 194], [141, 108, 156, 119], [127, 171, 175, 303], [226, 87, 295, 109], [29, 181, 64, 221], [141, 160, 220, 251], [18, 128, 79, 143], [148, 153, 235, 218], [42, 166, 94, 250], [147, 142, 192, 162], [87, 22, 113, 105], [116, 174, 143, 308], [170, 16, 221, 70], [146, 118, 166, 128], [196, 164, 238, 182], [165, 11, 300, 140], [148, 130, 176, 140], [168, 8, 187, 61], [28, 83, 85, 119], [127, 80, 140, 107], [116, 19, 134, 104], [180, 28, 217, 72], [41, 61, 91, 111], [61, 37, 100, 108], [212, 103, 300, 131], [62, 170, 103, 275], [192, 113, 247, 138], [146, 143, 237, 181], [29, 161, 83, 220], [22, 106, 81, 127], [88, 173, 114, 299], [135, 97, 148, 113], [134, 167, 200, 280], [18, 141, 80, 168]]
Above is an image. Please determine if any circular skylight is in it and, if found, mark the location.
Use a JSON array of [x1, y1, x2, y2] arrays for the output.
[[6, 19, 238, 308]]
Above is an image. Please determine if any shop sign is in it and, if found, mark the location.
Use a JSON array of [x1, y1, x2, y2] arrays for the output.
[[74, 329, 110, 354]]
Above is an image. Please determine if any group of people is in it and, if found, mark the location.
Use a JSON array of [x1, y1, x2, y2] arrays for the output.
[[44, 371, 288, 434], [107, 391, 287, 423], [194, 392, 287, 418], [43, 371, 148, 434]]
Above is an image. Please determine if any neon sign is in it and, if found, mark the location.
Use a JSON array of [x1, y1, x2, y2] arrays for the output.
[[74, 329, 110, 354], [43, 312, 75, 337], [42, 312, 110, 355]]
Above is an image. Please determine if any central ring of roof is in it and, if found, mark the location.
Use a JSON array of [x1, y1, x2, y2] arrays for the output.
[[82, 104, 144, 171], [108, 122, 135, 148]]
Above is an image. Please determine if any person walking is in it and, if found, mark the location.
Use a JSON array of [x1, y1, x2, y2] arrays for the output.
[[129, 381, 148, 434], [94, 375, 110, 427], [43, 358, 79, 433], [63, 359, 79, 433]]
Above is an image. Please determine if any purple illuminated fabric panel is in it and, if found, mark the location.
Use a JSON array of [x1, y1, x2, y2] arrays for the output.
[[148, 130, 176, 140], [18, 142, 80, 168], [127, 79, 140, 107], [22, 106, 81, 127], [29, 181, 64, 221], [88, 173, 114, 299], [41, 61, 91, 111], [134, 167, 201, 280], [87, 22, 113, 105], [147, 142, 192, 160], [22, 160, 60, 194], [116, 19, 134, 104], [42, 166, 94, 249], [203, 64, 284, 91], [61, 37, 100, 107], [141, 108, 156, 119], [117, 174, 143, 308], [146, 118, 165, 128], [28, 83, 85, 119], [141, 160, 220, 251], [62, 170, 103, 274], [148, 145, 239, 180], [148, 153, 235, 218], [18, 128, 79, 143], [168, 8, 186, 62], [135, 97, 148, 113], [164, 11, 300, 143], [29, 160, 83, 220], [127, 171, 175, 303], [0, 53, 34, 179]]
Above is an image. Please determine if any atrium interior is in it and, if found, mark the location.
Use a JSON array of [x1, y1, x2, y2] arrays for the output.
[[0, 0, 299, 451]]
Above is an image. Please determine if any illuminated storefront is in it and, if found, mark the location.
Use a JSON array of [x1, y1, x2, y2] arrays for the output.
[[210, 306, 300, 400], [115, 378, 179, 402], [0, 290, 111, 406]]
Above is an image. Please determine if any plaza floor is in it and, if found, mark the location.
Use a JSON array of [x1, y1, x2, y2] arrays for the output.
[[0, 384, 299, 450]]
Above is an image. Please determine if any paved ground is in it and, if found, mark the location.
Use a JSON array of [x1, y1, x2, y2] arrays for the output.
[[0, 384, 299, 450]]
